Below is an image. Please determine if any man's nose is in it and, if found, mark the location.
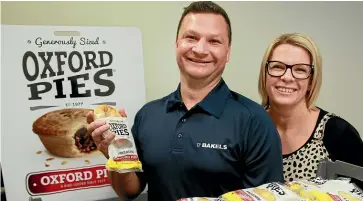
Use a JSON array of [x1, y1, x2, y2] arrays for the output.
[[192, 39, 209, 55]]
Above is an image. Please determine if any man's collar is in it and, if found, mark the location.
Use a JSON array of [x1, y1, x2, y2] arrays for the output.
[[165, 86, 182, 112], [165, 78, 230, 118]]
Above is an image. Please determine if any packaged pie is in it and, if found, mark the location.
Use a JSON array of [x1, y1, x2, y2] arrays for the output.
[[94, 105, 143, 173], [177, 197, 222, 201], [285, 177, 363, 201], [220, 182, 306, 201]]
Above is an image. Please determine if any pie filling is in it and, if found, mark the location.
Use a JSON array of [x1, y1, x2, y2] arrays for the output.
[[73, 127, 97, 153]]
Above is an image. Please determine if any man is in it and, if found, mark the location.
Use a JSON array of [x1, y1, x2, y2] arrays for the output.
[[87, 1, 284, 201]]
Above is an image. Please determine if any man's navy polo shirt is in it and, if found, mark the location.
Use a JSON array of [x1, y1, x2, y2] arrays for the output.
[[131, 78, 284, 201]]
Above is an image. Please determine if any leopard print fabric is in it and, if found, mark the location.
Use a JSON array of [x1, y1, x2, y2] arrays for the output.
[[283, 112, 337, 182]]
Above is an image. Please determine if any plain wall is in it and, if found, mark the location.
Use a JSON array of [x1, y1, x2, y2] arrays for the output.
[[2, 1, 362, 138]]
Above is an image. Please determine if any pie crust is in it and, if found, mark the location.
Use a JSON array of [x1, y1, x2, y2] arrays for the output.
[[94, 105, 121, 119], [32, 108, 99, 158]]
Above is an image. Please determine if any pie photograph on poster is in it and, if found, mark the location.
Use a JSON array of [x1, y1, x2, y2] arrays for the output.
[[32, 108, 98, 159]]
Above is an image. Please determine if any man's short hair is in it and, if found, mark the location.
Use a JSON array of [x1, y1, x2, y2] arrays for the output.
[[176, 1, 232, 45]]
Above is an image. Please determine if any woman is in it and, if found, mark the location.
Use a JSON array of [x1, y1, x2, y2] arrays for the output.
[[257, 33, 363, 184]]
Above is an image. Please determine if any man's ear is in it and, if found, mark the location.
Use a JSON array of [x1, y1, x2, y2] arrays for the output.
[[175, 36, 181, 48], [226, 46, 231, 62]]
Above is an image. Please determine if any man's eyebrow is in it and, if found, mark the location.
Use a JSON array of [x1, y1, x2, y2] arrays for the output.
[[183, 30, 222, 39], [183, 30, 199, 36]]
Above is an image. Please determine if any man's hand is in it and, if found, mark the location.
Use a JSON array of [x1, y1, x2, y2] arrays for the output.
[[86, 108, 128, 158]]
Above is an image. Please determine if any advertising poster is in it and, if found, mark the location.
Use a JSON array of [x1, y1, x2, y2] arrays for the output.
[[1, 25, 146, 201]]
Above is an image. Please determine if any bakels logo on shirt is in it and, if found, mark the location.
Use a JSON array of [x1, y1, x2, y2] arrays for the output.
[[197, 142, 227, 150]]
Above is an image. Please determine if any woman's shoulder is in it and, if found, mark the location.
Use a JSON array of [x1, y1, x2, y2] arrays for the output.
[[317, 107, 363, 166], [317, 107, 359, 135]]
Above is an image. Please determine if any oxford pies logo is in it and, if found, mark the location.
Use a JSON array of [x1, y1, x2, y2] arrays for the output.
[[197, 142, 227, 150]]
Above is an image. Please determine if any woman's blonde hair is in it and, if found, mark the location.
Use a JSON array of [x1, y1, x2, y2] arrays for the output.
[[258, 33, 323, 109]]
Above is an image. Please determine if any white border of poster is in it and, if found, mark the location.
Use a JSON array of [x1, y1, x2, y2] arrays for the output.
[[1, 24, 146, 201]]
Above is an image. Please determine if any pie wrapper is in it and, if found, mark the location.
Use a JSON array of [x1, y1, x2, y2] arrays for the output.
[[177, 178, 363, 201], [177, 197, 222, 201], [100, 116, 143, 173], [219, 182, 305, 201], [285, 177, 363, 201]]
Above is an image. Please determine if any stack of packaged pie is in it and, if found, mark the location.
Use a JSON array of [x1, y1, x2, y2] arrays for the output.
[[283, 177, 363, 201], [177, 198, 222, 201], [177, 177, 363, 201]]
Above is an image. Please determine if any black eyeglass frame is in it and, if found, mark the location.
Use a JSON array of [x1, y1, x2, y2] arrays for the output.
[[265, 60, 314, 80]]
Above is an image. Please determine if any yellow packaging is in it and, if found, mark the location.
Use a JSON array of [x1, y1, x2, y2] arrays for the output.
[[220, 182, 306, 201], [286, 177, 363, 201], [177, 197, 222, 201], [103, 116, 142, 173], [94, 105, 143, 173]]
